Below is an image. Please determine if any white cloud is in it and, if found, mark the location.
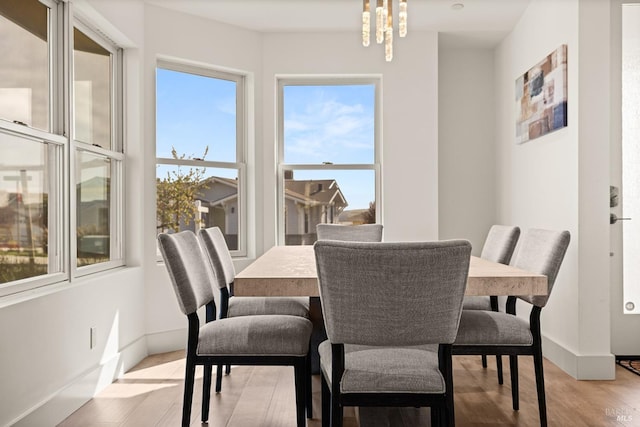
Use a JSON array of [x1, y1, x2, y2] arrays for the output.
[[284, 93, 374, 163]]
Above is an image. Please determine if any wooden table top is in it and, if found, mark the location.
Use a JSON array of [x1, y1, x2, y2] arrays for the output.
[[234, 245, 548, 297]]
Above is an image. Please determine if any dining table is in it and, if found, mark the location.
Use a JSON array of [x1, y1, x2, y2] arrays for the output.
[[234, 244, 547, 373], [234, 244, 548, 297]]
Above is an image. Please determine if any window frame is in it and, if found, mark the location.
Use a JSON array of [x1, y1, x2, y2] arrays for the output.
[[276, 76, 382, 245], [71, 19, 125, 278], [0, 0, 126, 297], [155, 59, 247, 257]]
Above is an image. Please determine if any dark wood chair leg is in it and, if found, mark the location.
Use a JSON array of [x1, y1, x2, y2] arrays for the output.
[[509, 355, 519, 410], [202, 363, 212, 422], [225, 364, 231, 375], [321, 375, 330, 427], [445, 399, 455, 427], [294, 359, 306, 427], [481, 354, 488, 368], [442, 345, 455, 427], [305, 354, 313, 419], [330, 386, 343, 427], [430, 407, 442, 427], [534, 347, 548, 427], [496, 355, 504, 384], [182, 357, 196, 427], [215, 364, 223, 393]]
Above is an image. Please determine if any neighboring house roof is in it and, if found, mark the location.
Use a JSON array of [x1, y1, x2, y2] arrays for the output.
[[284, 179, 348, 208], [198, 176, 349, 209], [197, 176, 239, 206], [201, 176, 238, 188], [205, 193, 237, 207]]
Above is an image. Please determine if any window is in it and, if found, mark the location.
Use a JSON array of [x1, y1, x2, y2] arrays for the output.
[[0, 0, 124, 295], [73, 24, 123, 273], [0, 0, 50, 131], [156, 61, 246, 255], [277, 78, 380, 245]]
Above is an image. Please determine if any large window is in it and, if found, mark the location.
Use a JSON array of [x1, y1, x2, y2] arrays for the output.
[[0, 0, 124, 295], [156, 62, 245, 255], [278, 79, 380, 245]]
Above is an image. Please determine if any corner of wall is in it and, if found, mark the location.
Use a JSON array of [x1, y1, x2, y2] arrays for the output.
[[542, 335, 615, 380], [11, 336, 148, 427]]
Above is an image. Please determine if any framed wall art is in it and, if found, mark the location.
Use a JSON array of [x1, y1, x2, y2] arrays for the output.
[[515, 44, 568, 144]]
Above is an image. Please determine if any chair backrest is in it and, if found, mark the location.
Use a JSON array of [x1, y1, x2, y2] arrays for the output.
[[158, 231, 216, 315], [316, 223, 383, 242], [198, 227, 236, 290], [480, 225, 520, 265], [510, 228, 570, 307], [314, 239, 471, 346]]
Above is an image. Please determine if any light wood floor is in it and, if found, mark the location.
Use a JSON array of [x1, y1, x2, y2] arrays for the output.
[[58, 352, 640, 427]]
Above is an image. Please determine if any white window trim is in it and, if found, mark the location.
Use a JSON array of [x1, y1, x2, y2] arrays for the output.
[[70, 19, 125, 278], [155, 59, 248, 257], [0, 0, 126, 296], [276, 76, 383, 245]]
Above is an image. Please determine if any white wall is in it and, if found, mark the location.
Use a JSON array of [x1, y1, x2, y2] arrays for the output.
[[261, 31, 440, 248], [438, 48, 496, 254], [494, 0, 614, 379]]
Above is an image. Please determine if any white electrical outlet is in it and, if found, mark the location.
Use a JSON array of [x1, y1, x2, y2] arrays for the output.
[[90, 327, 97, 349]]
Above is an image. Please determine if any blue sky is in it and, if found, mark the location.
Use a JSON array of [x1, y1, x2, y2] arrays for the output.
[[156, 68, 237, 162], [156, 69, 375, 210]]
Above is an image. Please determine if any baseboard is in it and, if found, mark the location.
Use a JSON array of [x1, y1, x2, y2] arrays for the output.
[[615, 355, 640, 361], [10, 336, 148, 427], [542, 335, 616, 380], [145, 327, 186, 355]]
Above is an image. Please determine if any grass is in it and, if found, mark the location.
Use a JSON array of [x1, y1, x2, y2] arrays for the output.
[[0, 260, 48, 284]]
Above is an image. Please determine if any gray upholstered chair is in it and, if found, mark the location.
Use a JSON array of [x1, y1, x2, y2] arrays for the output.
[[462, 225, 520, 376], [315, 239, 472, 427], [316, 223, 383, 242], [198, 227, 310, 390], [463, 225, 520, 311], [158, 231, 312, 427], [453, 228, 570, 427]]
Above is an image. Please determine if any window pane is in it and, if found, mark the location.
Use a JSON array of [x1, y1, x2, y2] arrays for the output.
[[0, 132, 51, 283], [74, 27, 112, 149], [76, 151, 110, 266], [156, 165, 240, 250], [0, 0, 49, 131], [156, 68, 237, 162], [283, 169, 376, 245], [283, 85, 375, 164]]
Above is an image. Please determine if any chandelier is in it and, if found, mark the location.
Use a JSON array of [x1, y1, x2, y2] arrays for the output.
[[362, 0, 407, 62]]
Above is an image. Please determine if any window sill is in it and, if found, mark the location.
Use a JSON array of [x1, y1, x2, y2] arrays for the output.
[[0, 265, 139, 309]]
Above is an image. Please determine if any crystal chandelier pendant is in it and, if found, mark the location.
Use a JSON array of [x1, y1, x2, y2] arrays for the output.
[[399, 0, 407, 37], [364, 0, 407, 61], [376, 0, 384, 44], [385, 0, 393, 61], [362, 0, 370, 46]]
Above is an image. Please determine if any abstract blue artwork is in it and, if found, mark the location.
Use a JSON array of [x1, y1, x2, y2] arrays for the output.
[[515, 45, 568, 143]]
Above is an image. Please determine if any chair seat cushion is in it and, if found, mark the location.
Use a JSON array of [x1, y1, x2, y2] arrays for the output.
[[318, 341, 445, 394], [462, 296, 492, 311], [228, 296, 309, 318], [197, 315, 312, 357], [454, 310, 533, 346]]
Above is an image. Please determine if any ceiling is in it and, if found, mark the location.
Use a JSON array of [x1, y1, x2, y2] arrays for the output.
[[145, 0, 531, 48]]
